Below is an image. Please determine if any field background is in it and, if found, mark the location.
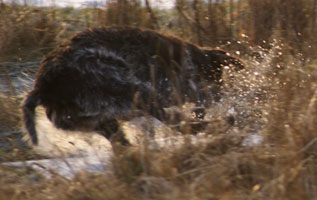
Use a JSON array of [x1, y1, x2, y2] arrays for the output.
[[0, 0, 316, 199]]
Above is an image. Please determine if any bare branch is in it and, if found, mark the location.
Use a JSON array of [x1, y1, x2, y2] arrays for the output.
[[144, 0, 160, 29]]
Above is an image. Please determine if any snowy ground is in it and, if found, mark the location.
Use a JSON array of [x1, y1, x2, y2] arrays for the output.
[[2, 105, 264, 179]]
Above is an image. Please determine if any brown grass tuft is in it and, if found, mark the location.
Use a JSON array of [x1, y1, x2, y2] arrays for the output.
[[0, 5, 59, 62]]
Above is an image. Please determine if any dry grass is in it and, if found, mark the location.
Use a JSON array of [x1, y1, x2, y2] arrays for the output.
[[0, 4, 315, 199], [0, 93, 20, 132], [0, 4, 59, 62], [0, 62, 316, 199]]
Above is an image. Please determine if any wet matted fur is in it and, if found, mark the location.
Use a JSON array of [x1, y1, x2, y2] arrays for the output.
[[22, 26, 244, 145]]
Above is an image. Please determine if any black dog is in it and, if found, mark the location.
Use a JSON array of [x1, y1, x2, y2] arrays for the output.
[[22, 26, 244, 145]]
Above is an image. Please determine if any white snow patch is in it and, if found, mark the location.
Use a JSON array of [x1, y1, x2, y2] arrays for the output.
[[242, 134, 264, 147]]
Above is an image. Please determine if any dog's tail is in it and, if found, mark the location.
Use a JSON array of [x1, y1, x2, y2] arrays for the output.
[[22, 90, 41, 145]]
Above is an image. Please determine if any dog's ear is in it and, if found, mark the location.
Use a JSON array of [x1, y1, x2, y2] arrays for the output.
[[205, 49, 245, 71], [22, 90, 41, 145]]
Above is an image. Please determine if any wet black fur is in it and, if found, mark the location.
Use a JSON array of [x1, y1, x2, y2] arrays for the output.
[[22, 26, 244, 145]]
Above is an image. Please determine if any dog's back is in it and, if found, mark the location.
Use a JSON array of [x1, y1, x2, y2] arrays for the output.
[[23, 26, 244, 145]]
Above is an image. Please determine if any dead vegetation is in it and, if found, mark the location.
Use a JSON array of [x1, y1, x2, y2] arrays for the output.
[[0, 1, 316, 199], [0, 63, 316, 199]]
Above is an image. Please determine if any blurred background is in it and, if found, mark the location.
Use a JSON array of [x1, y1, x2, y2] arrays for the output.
[[1, 0, 316, 62]]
